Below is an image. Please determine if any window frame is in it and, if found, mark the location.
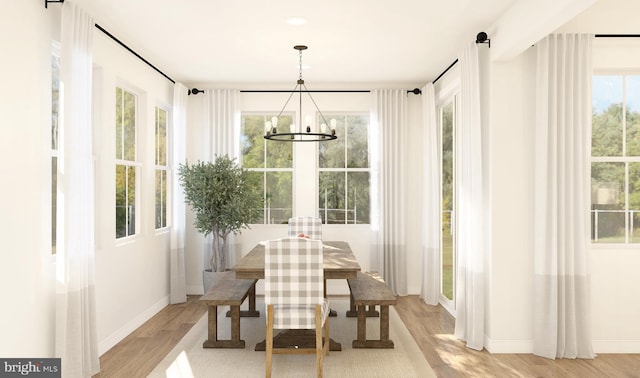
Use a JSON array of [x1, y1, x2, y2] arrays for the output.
[[317, 111, 371, 225], [591, 70, 640, 246], [51, 41, 61, 255], [437, 93, 458, 313], [154, 104, 170, 231], [115, 84, 141, 240], [240, 111, 295, 225]]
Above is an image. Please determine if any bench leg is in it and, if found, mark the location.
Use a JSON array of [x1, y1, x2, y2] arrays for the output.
[[226, 281, 261, 318], [352, 304, 395, 349], [203, 304, 246, 348]]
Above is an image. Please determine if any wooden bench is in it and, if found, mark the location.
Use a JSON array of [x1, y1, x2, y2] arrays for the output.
[[346, 271, 397, 348], [199, 271, 259, 348]]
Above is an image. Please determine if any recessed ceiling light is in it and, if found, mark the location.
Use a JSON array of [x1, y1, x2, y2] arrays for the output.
[[287, 17, 307, 26]]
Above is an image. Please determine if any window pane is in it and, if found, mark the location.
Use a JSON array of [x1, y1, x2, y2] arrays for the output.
[[127, 166, 136, 236], [626, 76, 640, 156], [347, 172, 369, 224], [155, 170, 166, 229], [51, 54, 60, 151], [629, 163, 640, 242], [156, 107, 167, 165], [319, 115, 345, 169], [116, 165, 127, 238], [123, 91, 136, 161], [441, 102, 454, 301], [347, 115, 368, 168], [116, 165, 136, 238], [265, 171, 292, 224], [51, 157, 57, 254], [266, 117, 293, 168], [319, 171, 345, 224], [116, 87, 123, 159], [242, 115, 266, 168], [592, 75, 623, 157], [591, 162, 625, 243]]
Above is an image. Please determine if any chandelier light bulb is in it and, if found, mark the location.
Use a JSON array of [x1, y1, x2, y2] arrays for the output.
[[265, 121, 272, 134], [320, 123, 327, 133]]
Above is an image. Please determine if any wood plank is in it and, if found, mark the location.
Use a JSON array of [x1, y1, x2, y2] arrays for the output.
[[232, 241, 360, 279]]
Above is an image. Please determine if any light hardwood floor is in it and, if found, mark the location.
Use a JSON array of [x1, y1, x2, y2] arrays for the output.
[[94, 295, 640, 377]]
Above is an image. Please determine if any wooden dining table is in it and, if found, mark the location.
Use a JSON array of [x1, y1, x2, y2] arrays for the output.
[[231, 240, 361, 351]]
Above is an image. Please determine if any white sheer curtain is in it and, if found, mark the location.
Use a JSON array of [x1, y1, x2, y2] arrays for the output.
[[202, 89, 240, 268], [533, 33, 595, 360], [204, 89, 239, 159], [371, 89, 408, 296], [453, 42, 485, 350], [170, 83, 188, 304], [420, 83, 441, 305], [56, 2, 100, 376]]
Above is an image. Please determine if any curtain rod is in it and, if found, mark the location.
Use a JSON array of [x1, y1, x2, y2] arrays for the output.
[[188, 88, 423, 95], [94, 24, 176, 84], [431, 31, 490, 85], [432, 59, 458, 84], [595, 34, 640, 38]]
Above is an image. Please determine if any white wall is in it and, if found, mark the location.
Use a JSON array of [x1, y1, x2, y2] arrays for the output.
[[484, 49, 537, 352], [0, 1, 59, 357], [92, 31, 174, 354]]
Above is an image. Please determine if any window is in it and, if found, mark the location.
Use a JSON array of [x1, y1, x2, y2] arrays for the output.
[[318, 113, 370, 224], [51, 44, 60, 254], [591, 74, 640, 243], [440, 99, 456, 302], [155, 106, 168, 229], [115, 87, 138, 238], [241, 113, 293, 224]]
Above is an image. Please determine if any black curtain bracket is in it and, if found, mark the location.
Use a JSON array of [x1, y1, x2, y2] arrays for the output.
[[188, 88, 205, 95], [476, 32, 491, 48], [45, 0, 64, 8]]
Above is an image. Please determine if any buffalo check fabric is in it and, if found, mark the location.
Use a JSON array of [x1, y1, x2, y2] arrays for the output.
[[287, 217, 323, 240], [264, 237, 329, 329]]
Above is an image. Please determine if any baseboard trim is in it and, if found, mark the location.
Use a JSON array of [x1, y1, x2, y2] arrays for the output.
[[484, 337, 640, 354], [593, 340, 640, 353], [187, 284, 204, 295], [98, 295, 169, 355], [484, 337, 533, 353]]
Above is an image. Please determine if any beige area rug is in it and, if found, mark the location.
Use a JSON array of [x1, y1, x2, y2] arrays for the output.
[[149, 297, 436, 378]]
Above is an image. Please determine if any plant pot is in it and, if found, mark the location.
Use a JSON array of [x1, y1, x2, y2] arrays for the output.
[[202, 269, 231, 293]]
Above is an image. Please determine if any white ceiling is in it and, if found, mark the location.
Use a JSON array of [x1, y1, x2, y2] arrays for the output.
[[74, 0, 516, 86]]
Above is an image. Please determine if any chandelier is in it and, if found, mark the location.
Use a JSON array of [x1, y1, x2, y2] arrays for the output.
[[264, 45, 338, 142]]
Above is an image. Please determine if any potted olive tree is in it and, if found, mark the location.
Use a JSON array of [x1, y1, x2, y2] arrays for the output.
[[178, 155, 262, 291]]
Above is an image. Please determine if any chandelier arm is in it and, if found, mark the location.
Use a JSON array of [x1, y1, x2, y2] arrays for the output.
[[302, 83, 331, 127], [275, 83, 300, 119]]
